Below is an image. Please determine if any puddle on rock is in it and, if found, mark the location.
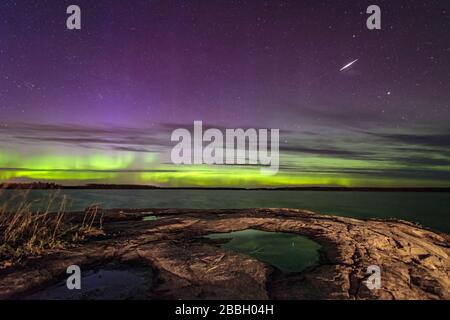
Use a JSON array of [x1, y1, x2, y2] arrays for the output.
[[206, 229, 321, 273], [25, 264, 153, 300]]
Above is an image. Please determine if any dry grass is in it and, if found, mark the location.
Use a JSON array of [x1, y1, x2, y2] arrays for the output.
[[0, 189, 104, 268]]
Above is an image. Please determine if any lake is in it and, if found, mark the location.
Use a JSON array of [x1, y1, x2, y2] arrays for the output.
[[1, 189, 449, 233]]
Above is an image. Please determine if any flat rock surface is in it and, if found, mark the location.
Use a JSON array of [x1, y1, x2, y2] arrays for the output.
[[0, 208, 449, 300]]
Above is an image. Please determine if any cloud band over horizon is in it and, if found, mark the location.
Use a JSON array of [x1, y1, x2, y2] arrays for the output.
[[0, 122, 449, 187]]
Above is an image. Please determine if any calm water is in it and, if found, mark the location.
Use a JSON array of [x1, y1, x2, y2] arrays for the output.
[[1, 189, 449, 233], [26, 267, 152, 300], [206, 229, 321, 273]]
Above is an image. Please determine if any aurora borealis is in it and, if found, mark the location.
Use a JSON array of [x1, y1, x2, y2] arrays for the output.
[[0, 0, 449, 187]]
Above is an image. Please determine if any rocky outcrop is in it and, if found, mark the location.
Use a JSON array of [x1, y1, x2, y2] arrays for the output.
[[0, 208, 448, 300]]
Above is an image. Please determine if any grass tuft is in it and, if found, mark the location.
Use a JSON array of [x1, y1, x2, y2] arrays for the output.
[[0, 189, 104, 268]]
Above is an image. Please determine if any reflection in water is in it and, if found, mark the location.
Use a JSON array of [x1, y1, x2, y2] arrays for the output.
[[206, 229, 321, 273], [25, 267, 153, 300]]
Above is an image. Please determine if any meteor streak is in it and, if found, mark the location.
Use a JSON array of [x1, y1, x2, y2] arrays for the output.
[[339, 59, 358, 71]]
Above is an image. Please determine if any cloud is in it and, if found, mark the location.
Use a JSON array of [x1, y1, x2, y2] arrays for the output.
[[366, 132, 450, 148], [0, 122, 173, 150], [280, 144, 368, 157], [393, 156, 450, 167], [2, 122, 450, 185], [0, 168, 177, 173]]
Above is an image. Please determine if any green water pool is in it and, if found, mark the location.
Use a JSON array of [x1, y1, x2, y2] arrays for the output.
[[205, 229, 321, 273]]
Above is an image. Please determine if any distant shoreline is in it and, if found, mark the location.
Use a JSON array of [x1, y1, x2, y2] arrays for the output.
[[1, 183, 449, 192]]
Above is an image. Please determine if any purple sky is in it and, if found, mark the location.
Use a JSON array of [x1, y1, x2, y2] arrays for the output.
[[0, 0, 449, 186]]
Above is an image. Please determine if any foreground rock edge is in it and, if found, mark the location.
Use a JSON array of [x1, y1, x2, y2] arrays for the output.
[[0, 208, 448, 300]]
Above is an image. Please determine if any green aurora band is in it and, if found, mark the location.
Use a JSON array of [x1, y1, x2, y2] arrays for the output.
[[1, 149, 449, 187]]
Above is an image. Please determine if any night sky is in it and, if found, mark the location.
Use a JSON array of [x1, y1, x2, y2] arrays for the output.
[[0, 0, 449, 187]]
